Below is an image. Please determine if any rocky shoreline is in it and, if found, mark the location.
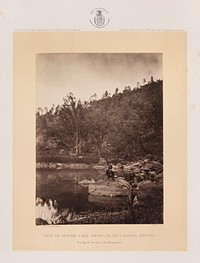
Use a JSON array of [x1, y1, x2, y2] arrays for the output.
[[36, 157, 163, 224], [36, 179, 163, 225]]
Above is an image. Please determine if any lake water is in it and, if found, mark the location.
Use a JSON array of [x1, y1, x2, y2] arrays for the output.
[[36, 168, 109, 211]]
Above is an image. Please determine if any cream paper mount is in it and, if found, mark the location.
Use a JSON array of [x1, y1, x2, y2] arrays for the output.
[[13, 32, 187, 251]]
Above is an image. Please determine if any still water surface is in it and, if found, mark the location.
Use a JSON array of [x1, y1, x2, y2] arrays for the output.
[[36, 168, 107, 211]]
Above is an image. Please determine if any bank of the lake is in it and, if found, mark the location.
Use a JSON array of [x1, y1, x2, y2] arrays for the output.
[[36, 157, 163, 224]]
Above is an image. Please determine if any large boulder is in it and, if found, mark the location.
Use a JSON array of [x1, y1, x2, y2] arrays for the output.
[[142, 161, 163, 173], [98, 158, 107, 166], [79, 179, 96, 187], [89, 179, 129, 197], [116, 162, 123, 168]]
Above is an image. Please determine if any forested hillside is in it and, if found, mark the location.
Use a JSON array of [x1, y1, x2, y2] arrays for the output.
[[36, 79, 163, 162]]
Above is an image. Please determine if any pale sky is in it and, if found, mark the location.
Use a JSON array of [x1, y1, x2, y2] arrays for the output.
[[36, 53, 162, 109]]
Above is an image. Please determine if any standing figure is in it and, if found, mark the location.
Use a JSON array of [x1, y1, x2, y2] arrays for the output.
[[106, 164, 115, 182], [129, 177, 139, 207]]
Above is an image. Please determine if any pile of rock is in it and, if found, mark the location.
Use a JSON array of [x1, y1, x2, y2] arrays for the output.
[[112, 159, 163, 184]]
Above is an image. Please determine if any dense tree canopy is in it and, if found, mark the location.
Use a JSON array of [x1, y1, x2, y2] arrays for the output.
[[36, 79, 163, 160]]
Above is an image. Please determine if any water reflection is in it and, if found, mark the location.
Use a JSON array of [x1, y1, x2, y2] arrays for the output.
[[36, 168, 106, 211]]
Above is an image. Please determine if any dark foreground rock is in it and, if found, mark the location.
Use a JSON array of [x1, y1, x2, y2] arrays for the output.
[[42, 180, 163, 224]]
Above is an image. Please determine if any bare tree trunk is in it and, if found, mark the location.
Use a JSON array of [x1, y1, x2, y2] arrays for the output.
[[78, 137, 82, 155], [75, 131, 79, 156], [97, 146, 101, 158], [139, 137, 147, 155]]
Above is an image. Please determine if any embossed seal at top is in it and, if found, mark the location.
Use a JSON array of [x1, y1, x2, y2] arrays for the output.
[[90, 8, 110, 28]]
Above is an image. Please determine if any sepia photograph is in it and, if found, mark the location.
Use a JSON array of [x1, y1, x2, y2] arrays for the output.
[[35, 53, 163, 225]]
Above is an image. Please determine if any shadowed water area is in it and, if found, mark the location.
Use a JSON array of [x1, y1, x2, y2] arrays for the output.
[[36, 168, 127, 212]]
